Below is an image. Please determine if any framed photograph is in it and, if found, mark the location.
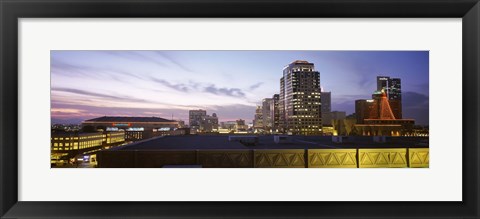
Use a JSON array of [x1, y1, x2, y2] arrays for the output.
[[1, 0, 479, 218]]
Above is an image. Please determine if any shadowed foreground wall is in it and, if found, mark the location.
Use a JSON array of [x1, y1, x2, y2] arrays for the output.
[[97, 148, 429, 168]]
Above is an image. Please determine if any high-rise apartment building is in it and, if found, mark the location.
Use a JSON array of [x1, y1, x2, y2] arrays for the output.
[[376, 76, 402, 119], [200, 113, 219, 132], [270, 94, 280, 133], [189, 109, 218, 132], [279, 77, 286, 132], [261, 95, 281, 133], [253, 106, 263, 132], [262, 98, 273, 132], [321, 91, 331, 125], [279, 60, 322, 135], [189, 109, 207, 130]]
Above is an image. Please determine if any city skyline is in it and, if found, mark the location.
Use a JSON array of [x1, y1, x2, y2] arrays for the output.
[[51, 51, 429, 125]]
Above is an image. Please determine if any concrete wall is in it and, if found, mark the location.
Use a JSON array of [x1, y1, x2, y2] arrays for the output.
[[97, 148, 429, 168]]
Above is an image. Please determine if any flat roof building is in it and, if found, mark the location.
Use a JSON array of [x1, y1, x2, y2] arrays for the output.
[[354, 90, 414, 136], [96, 135, 429, 168], [81, 116, 180, 140], [109, 135, 428, 151], [82, 116, 178, 129]]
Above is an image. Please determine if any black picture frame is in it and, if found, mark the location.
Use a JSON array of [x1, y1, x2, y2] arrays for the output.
[[1, 0, 479, 218]]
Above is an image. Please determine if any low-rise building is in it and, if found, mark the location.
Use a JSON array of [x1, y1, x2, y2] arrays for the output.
[[51, 131, 126, 165], [354, 90, 414, 136], [82, 116, 180, 140]]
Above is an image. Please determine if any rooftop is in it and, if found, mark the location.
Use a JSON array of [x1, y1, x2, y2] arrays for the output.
[[111, 135, 429, 151], [291, 60, 311, 64], [84, 116, 175, 123]]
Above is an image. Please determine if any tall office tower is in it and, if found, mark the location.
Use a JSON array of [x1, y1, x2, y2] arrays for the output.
[[388, 78, 402, 119], [200, 113, 219, 132], [253, 106, 263, 132], [377, 76, 390, 92], [262, 98, 273, 132], [321, 91, 332, 125], [376, 76, 402, 119], [189, 109, 206, 131], [270, 94, 280, 133], [279, 77, 286, 132], [279, 60, 322, 135]]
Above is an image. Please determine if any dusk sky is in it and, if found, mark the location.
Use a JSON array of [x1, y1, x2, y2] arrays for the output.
[[51, 51, 429, 125]]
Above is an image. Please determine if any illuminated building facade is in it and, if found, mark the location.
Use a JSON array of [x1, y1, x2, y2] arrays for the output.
[[321, 91, 331, 125], [261, 95, 281, 133], [354, 90, 414, 136], [153, 127, 191, 136], [262, 98, 273, 132], [377, 76, 402, 119], [220, 121, 237, 130], [279, 77, 286, 132], [218, 120, 248, 133], [236, 119, 248, 132], [51, 132, 104, 152], [279, 60, 322, 135], [200, 113, 219, 132], [270, 94, 280, 133], [81, 116, 180, 140], [176, 120, 185, 128], [51, 131, 125, 165], [105, 131, 126, 145], [253, 106, 263, 132], [189, 109, 207, 131], [189, 110, 219, 133]]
